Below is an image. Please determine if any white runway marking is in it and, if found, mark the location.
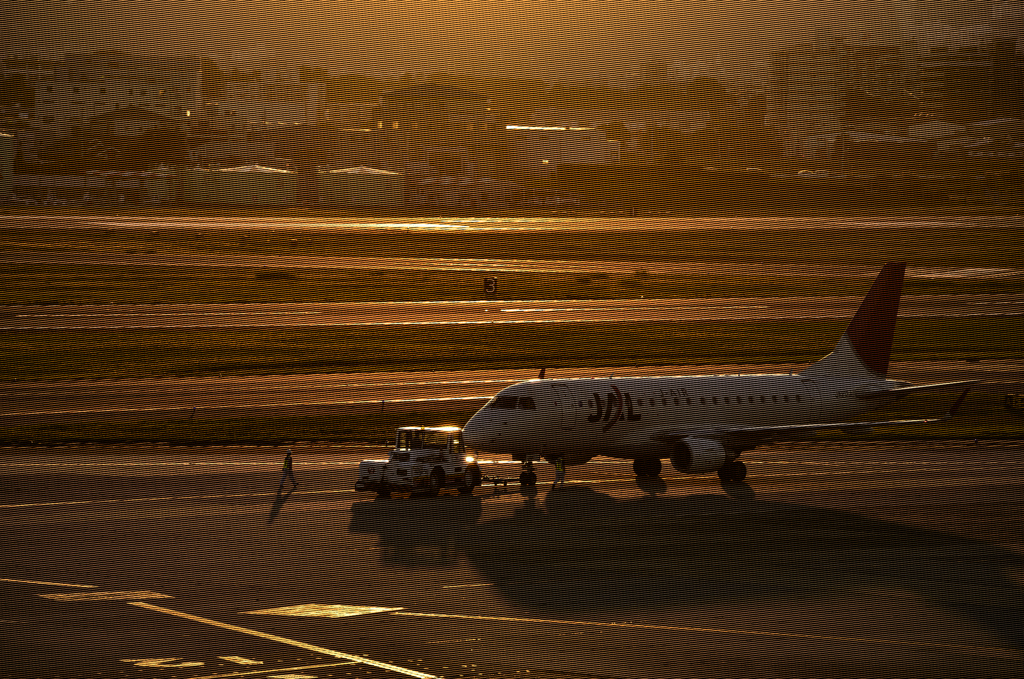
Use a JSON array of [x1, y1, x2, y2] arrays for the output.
[[0, 488, 353, 509], [42, 590, 172, 602], [131, 601, 437, 678], [188, 663, 354, 679], [218, 656, 262, 665], [392, 612, 1016, 659], [242, 604, 404, 618], [0, 577, 97, 588]]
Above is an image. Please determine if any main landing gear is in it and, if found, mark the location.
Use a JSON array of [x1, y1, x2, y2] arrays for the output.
[[717, 460, 748, 482], [518, 460, 538, 486], [633, 458, 663, 477]]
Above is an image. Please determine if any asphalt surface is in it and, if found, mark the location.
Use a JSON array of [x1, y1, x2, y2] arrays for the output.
[[3, 441, 1023, 678]]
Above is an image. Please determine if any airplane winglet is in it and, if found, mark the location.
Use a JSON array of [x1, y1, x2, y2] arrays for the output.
[[945, 387, 973, 419]]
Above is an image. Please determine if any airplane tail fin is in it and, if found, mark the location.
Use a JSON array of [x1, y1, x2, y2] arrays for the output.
[[801, 263, 905, 382]]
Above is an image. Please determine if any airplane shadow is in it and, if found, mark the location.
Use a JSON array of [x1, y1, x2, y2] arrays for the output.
[[347, 479, 1024, 653], [349, 494, 483, 568], [461, 484, 1024, 653]]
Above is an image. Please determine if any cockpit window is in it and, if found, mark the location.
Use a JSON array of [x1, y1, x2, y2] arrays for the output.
[[486, 394, 536, 410], [487, 395, 519, 409]]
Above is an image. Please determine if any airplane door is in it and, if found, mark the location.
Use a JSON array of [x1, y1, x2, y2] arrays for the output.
[[552, 383, 576, 430], [800, 378, 824, 424]]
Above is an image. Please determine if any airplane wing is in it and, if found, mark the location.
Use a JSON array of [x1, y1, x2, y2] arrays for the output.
[[651, 388, 973, 446], [854, 379, 981, 399]]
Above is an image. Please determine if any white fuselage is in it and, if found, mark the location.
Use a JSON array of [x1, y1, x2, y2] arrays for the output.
[[462, 265, 966, 474], [462, 371, 890, 465]]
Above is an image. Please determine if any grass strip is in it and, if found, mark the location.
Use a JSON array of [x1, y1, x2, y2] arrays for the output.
[[2, 261, 1021, 306], [3, 317, 1019, 381]]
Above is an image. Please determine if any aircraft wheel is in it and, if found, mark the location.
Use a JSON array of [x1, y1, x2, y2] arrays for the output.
[[376, 482, 391, 498], [519, 470, 537, 486], [427, 468, 444, 497], [634, 458, 662, 477], [718, 461, 748, 482]]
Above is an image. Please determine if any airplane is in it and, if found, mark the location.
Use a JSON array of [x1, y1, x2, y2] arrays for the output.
[[461, 263, 976, 484]]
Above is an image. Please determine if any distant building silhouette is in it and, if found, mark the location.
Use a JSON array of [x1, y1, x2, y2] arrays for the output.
[[34, 52, 201, 136], [374, 84, 506, 176]]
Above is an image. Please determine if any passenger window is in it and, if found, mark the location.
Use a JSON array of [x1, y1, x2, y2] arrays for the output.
[[712, 397, 719, 405], [749, 396, 754, 404], [518, 396, 536, 410], [673, 398, 679, 406], [772, 395, 778, 403], [759, 396, 765, 403], [796, 394, 803, 402], [700, 397, 706, 405], [686, 398, 692, 405], [723, 397, 729, 404], [783, 395, 790, 403], [662, 398, 667, 406]]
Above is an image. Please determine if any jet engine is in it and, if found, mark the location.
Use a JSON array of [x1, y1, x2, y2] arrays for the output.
[[671, 438, 729, 474]]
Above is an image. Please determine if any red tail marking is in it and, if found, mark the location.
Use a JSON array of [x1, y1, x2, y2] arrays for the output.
[[844, 263, 905, 377]]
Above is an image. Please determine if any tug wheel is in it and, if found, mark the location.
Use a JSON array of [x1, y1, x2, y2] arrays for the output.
[[427, 468, 445, 497], [459, 465, 480, 494]]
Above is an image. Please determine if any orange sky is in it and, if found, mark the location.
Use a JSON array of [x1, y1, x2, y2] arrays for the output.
[[4, 1, 1010, 80]]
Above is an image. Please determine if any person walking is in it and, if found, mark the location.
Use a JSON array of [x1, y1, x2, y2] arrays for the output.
[[552, 456, 565, 488], [279, 449, 298, 491]]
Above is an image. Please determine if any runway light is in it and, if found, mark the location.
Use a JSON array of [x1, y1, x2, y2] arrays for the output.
[[466, 456, 476, 464]]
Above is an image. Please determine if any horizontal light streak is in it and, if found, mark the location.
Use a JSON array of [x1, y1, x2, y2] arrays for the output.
[[16, 311, 318, 318], [2, 394, 491, 417], [499, 304, 769, 313]]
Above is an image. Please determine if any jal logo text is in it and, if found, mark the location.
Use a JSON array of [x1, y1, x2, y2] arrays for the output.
[[587, 385, 642, 431]]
